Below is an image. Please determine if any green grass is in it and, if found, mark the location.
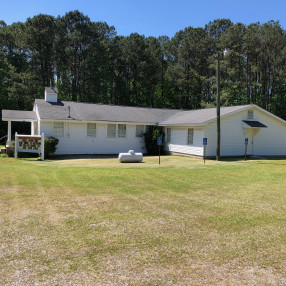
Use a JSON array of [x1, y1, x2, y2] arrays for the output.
[[1, 155, 286, 285]]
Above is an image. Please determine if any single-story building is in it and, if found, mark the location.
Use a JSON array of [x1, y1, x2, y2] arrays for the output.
[[2, 87, 286, 157]]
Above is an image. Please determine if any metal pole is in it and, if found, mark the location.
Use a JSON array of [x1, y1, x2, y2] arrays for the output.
[[216, 53, 221, 161], [203, 145, 206, 164], [159, 145, 161, 165]]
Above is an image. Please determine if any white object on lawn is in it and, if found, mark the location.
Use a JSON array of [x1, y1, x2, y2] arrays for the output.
[[118, 150, 143, 163]]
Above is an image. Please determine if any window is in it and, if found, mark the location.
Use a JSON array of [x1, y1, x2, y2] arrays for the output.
[[187, 128, 193, 144], [107, 124, 116, 138], [248, 110, 254, 119], [87, 123, 96, 137], [54, 122, 64, 137], [136, 125, 144, 137], [118, 124, 126, 137], [166, 128, 171, 143]]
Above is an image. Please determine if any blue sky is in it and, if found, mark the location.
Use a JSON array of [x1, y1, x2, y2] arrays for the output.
[[1, 0, 286, 37]]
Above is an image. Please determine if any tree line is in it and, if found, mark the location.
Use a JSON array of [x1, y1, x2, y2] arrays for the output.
[[1, 11, 286, 137]]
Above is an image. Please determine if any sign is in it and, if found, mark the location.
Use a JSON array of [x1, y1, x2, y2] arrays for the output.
[[245, 138, 248, 145], [203, 138, 207, 146], [157, 137, 162, 146], [14, 133, 45, 161]]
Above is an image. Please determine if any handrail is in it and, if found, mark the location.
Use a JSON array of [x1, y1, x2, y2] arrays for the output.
[[0, 135, 7, 144]]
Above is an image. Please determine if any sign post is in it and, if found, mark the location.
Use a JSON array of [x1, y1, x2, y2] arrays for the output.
[[203, 138, 207, 164], [157, 137, 162, 165], [244, 138, 248, 161]]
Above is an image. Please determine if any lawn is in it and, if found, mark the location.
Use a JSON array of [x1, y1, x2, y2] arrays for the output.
[[1, 155, 286, 285]]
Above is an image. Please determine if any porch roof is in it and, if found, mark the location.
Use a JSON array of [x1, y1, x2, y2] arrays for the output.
[[2, 110, 37, 122]]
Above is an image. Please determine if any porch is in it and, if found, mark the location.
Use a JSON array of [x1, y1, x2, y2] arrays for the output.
[[1, 110, 38, 150]]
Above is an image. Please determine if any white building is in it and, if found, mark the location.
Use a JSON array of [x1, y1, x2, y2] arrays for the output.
[[2, 87, 286, 157]]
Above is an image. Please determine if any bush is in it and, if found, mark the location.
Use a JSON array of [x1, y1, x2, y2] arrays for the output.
[[44, 137, 59, 158], [6, 141, 14, 157], [144, 126, 165, 155]]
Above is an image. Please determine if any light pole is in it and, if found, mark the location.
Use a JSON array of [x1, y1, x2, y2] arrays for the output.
[[216, 49, 228, 161]]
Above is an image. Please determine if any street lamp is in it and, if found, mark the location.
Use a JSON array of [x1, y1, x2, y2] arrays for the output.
[[216, 49, 228, 161]]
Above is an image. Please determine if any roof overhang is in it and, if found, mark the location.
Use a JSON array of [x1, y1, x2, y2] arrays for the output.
[[38, 119, 158, 125], [158, 123, 207, 127], [2, 110, 37, 122]]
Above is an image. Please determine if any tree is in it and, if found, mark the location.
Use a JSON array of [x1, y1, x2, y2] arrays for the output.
[[24, 14, 56, 89], [166, 27, 212, 109]]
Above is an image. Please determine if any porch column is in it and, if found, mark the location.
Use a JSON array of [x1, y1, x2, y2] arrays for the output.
[[31, 121, 34, 135], [7, 120, 11, 146]]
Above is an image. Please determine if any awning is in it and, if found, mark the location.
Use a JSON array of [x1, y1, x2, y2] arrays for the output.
[[242, 120, 267, 128], [2, 110, 37, 122]]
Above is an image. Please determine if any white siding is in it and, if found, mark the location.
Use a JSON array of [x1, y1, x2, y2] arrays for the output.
[[165, 127, 204, 156], [205, 117, 245, 157], [250, 109, 286, 156], [205, 108, 286, 157], [40, 121, 146, 155], [38, 106, 286, 156]]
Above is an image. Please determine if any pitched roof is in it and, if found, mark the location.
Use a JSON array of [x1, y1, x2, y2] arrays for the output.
[[34, 99, 253, 125], [35, 99, 180, 124], [2, 99, 253, 126], [2, 110, 37, 121], [159, 105, 252, 125]]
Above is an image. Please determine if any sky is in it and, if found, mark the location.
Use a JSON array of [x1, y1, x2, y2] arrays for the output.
[[1, 0, 286, 38]]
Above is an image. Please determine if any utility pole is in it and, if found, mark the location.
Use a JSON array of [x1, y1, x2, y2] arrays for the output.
[[216, 53, 221, 161], [216, 49, 228, 161]]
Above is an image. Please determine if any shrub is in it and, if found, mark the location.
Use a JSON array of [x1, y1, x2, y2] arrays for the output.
[[44, 137, 59, 158], [144, 126, 165, 155], [6, 141, 14, 157]]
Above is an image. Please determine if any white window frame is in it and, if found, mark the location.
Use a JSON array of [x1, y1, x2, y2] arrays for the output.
[[187, 128, 194, 145], [136, 125, 144, 137], [118, 124, 126, 138], [87, 123, 96, 137], [107, 124, 116, 138], [53, 122, 64, 137], [248, 110, 254, 119], [166, 128, 171, 143]]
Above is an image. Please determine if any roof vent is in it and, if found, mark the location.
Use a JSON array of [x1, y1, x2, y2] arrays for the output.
[[45, 87, 58, 103]]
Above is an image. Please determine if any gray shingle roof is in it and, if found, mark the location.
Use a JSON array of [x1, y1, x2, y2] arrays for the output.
[[34, 99, 252, 125], [2, 110, 37, 121], [3, 99, 252, 125], [159, 105, 252, 125], [35, 99, 181, 124]]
